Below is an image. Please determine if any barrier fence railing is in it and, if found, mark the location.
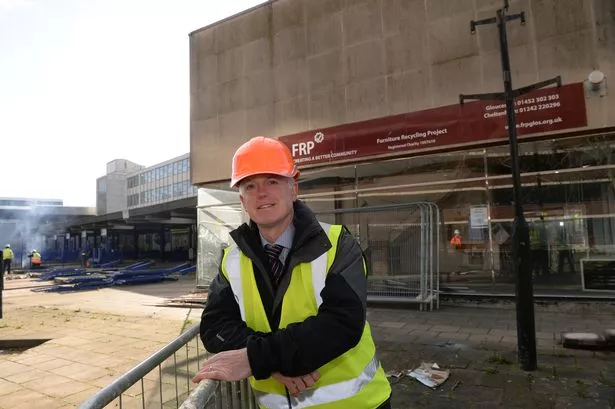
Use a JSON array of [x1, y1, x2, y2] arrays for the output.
[[179, 379, 257, 409], [77, 324, 256, 409]]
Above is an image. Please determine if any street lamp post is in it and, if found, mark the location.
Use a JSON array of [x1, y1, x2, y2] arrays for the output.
[[460, 0, 562, 371]]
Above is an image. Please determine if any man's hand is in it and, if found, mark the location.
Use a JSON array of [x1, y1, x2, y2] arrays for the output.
[[192, 348, 251, 383], [272, 371, 320, 396]]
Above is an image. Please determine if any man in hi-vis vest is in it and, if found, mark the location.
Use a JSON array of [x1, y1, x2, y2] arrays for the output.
[[193, 137, 392, 409]]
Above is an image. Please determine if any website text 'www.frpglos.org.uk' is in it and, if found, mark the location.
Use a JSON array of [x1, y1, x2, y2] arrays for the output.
[[505, 117, 563, 130]]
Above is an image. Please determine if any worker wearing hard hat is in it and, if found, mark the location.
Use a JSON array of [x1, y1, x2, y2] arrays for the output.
[[193, 137, 391, 408], [29, 249, 42, 269], [3, 244, 14, 277], [450, 229, 463, 250], [449, 229, 464, 277]]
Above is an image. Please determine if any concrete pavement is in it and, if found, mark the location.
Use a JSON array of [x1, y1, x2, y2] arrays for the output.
[[0, 275, 203, 409], [1, 274, 614, 408], [367, 305, 615, 408]]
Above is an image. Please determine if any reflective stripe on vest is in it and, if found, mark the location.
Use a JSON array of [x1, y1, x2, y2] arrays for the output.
[[254, 355, 379, 409], [310, 239, 327, 308], [220, 222, 391, 409], [221, 245, 245, 320], [222, 222, 333, 321]]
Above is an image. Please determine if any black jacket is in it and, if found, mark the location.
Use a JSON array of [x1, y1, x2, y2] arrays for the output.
[[200, 200, 368, 380]]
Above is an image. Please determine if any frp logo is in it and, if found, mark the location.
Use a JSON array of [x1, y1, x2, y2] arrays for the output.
[[291, 132, 325, 156]]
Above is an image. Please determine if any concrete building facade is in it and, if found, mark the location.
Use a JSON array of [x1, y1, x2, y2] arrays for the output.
[[189, 0, 615, 294], [97, 159, 145, 215], [97, 154, 197, 215], [84, 154, 198, 264], [126, 154, 195, 210]]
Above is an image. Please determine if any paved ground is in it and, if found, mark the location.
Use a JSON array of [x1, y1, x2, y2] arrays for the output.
[[1, 274, 614, 408], [0, 274, 203, 409], [368, 306, 615, 408]]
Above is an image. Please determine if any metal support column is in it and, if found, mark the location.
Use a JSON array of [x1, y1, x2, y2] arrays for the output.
[[459, 0, 563, 371], [160, 226, 167, 261]]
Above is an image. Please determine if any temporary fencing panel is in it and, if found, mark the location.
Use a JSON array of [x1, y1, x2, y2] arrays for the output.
[[195, 195, 441, 310], [312, 202, 440, 311]]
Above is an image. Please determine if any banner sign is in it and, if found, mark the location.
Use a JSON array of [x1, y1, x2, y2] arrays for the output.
[[279, 83, 587, 166]]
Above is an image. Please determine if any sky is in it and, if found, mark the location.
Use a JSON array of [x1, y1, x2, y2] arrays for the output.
[[0, 0, 266, 207]]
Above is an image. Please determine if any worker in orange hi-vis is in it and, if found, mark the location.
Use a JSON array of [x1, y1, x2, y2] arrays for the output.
[[449, 229, 464, 277], [450, 229, 463, 250], [29, 249, 42, 269]]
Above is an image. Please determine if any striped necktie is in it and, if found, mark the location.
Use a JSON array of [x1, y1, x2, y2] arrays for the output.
[[264, 244, 284, 284]]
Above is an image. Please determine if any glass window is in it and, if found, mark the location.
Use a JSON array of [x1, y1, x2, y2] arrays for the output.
[[127, 194, 139, 207], [126, 176, 133, 188], [291, 133, 615, 294]]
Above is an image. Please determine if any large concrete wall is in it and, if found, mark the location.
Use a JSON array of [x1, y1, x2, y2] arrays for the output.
[[190, 0, 615, 186], [97, 174, 127, 215]]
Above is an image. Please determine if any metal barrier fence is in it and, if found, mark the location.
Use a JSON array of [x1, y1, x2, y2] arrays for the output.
[[179, 379, 257, 409], [312, 202, 440, 311], [77, 324, 256, 409]]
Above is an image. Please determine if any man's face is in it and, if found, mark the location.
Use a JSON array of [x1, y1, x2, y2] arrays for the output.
[[239, 174, 297, 229]]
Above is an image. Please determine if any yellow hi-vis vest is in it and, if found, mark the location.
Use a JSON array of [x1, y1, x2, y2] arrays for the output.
[[221, 223, 390, 409], [2, 248, 13, 260], [32, 252, 41, 264]]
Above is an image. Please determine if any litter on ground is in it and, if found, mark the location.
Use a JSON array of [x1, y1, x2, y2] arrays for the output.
[[407, 362, 451, 389]]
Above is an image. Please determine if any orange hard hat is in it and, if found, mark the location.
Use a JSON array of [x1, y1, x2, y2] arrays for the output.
[[230, 136, 299, 187]]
